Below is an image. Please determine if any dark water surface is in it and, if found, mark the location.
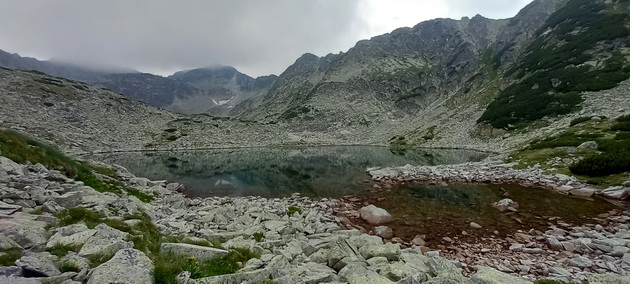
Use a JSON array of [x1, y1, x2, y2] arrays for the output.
[[91, 146, 625, 241], [362, 182, 622, 243], [90, 146, 488, 198]]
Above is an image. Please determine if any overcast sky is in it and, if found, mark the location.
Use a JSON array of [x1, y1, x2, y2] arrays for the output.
[[0, 0, 533, 77]]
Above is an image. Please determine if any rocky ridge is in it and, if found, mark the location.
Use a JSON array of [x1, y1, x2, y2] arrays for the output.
[[0, 68, 292, 155]]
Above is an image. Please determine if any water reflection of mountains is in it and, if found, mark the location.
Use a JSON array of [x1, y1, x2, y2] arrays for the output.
[[92, 147, 488, 198]]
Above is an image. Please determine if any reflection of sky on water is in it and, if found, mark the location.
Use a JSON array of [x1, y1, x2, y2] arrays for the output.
[[90, 146, 489, 198]]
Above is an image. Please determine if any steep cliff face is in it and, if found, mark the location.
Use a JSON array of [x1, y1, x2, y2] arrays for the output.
[[235, 14, 510, 138]]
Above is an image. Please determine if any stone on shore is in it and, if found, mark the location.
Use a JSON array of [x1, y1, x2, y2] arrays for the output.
[[359, 205, 393, 225], [569, 188, 595, 198], [602, 186, 628, 199]]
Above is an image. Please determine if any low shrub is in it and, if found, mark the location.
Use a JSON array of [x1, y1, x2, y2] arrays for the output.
[[58, 262, 82, 273], [287, 206, 302, 216], [0, 248, 22, 266], [569, 150, 630, 176], [55, 207, 103, 228], [153, 248, 260, 284], [48, 243, 83, 257]]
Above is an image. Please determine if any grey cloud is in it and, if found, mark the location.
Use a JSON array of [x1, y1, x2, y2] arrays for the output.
[[0, 0, 364, 76], [445, 0, 534, 19]]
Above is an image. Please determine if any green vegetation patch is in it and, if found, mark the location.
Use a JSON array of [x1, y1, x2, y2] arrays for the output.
[[48, 243, 83, 257], [0, 129, 152, 202], [56, 207, 104, 229], [153, 248, 260, 284], [287, 206, 302, 216], [569, 115, 630, 176], [0, 248, 22, 266], [510, 116, 630, 185], [479, 0, 630, 129]]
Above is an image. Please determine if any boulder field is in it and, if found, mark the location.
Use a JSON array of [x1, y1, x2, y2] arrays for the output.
[[0, 156, 629, 283]]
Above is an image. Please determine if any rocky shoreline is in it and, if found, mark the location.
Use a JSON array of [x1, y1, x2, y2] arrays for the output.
[[2, 155, 630, 283], [368, 162, 630, 200]]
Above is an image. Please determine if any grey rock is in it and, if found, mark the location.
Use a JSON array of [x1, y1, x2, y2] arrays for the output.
[[87, 248, 153, 284], [15, 252, 61, 277], [359, 205, 393, 225], [602, 186, 628, 199], [327, 239, 364, 270], [469, 222, 482, 229], [469, 266, 532, 284], [568, 255, 593, 268], [0, 157, 24, 174], [0, 234, 22, 250], [0, 220, 48, 248], [78, 224, 132, 257], [338, 262, 395, 284], [359, 243, 401, 261], [373, 226, 393, 239], [46, 228, 96, 249], [578, 141, 598, 149], [569, 187, 595, 198], [547, 237, 563, 251]]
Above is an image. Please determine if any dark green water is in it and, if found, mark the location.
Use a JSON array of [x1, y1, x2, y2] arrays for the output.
[[364, 182, 622, 242], [90, 146, 488, 198]]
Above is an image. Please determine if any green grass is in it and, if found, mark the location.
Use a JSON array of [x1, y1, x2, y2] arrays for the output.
[[0, 248, 22, 266], [252, 232, 264, 242], [510, 117, 630, 186], [127, 187, 155, 203], [58, 262, 82, 273], [87, 251, 116, 268], [153, 248, 260, 284], [287, 206, 302, 216], [55, 207, 104, 229], [0, 129, 152, 202], [48, 243, 83, 257]]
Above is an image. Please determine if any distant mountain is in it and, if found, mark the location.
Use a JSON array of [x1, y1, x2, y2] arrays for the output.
[[0, 49, 107, 82], [167, 66, 277, 116], [0, 50, 276, 116]]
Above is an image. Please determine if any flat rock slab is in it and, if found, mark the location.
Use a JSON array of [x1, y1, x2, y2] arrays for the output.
[[87, 248, 153, 284], [469, 266, 532, 284], [160, 243, 228, 261]]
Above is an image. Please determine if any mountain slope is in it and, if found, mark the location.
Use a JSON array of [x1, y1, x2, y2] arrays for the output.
[[479, 0, 630, 129], [0, 68, 285, 154], [231, 0, 630, 149], [0, 49, 107, 82]]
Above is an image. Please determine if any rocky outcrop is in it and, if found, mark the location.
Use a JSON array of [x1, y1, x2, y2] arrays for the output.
[[87, 248, 153, 284]]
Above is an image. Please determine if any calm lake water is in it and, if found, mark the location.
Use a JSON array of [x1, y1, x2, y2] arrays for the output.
[[90, 146, 488, 198], [91, 146, 624, 241]]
